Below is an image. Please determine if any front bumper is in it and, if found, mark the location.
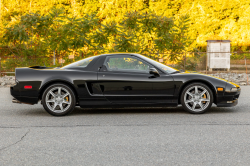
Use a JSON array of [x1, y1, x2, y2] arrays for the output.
[[216, 83, 241, 107], [217, 99, 238, 107]]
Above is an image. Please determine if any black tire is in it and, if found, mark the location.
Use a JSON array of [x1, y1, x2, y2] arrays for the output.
[[42, 83, 76, 116], [181, 82, 213, 114]]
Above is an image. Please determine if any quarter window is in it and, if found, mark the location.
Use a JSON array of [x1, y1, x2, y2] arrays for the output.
[[62, 56, 96, 68]]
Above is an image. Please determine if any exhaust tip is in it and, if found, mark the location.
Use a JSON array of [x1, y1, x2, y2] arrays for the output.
[[12, 98, 34, 105], [12, 98, 21, 104]]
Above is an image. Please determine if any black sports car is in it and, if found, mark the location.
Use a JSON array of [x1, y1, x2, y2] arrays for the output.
[[11, 53, 241, 116]]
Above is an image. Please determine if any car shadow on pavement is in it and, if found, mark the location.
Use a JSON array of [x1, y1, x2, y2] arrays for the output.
[[70, 106, 237, 116], [14, 106, 238, 117], [14, 108, 51, 117], [207, 106, 237, 114], [71, 107, 186, 115]]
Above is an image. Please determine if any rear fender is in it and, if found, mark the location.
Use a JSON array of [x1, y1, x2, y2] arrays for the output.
[[38, 79, 78, 101]]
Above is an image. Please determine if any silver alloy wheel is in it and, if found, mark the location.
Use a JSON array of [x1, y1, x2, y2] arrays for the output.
[[45, 87, 72, 113], [184, 85, 210, 112]]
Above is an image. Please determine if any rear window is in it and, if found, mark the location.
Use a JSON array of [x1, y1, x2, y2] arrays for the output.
[[62, 56, 96, 69]]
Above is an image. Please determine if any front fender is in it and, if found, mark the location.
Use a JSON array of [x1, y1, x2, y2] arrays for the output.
[[172, 73, 228, 104]]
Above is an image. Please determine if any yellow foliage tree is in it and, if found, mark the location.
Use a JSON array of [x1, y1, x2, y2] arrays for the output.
[[1, 0, 250, 52]]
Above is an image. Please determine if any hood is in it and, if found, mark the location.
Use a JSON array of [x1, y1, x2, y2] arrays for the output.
[[180, 71, 229, 82], [179, 71, 240, 87]]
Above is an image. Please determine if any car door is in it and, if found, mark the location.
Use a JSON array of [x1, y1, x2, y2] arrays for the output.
[[97, 54, 174, 104]]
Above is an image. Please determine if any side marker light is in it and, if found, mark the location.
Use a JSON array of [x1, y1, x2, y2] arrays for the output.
[[24, 85, 32, 89]]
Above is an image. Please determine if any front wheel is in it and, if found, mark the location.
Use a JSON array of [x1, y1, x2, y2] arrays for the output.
[[181, 83, 213, 114], [42, 83, 76, 116]]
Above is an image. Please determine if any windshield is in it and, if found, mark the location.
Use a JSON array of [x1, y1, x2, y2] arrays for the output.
[[62, 56, 96, 69], [140, 56, 179, 74]]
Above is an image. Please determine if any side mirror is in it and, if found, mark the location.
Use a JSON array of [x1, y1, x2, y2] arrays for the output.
[[149, 68, 160, 76], [99, 65, 108, 72]]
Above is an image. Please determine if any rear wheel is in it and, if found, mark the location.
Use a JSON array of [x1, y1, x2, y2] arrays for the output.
[[42, 83, 76, 116], [181, 83, 213, 114]]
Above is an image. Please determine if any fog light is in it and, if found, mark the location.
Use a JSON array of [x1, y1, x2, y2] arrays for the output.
[[231, 87, 238, 92], [227, 101, 233, 103]]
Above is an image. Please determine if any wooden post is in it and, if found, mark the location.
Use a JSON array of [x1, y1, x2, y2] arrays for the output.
[[184, 53, 186, 71], [53, 50, 55, 66], [0, 57, 1, 77], [157, 51, 159, 62], [206, 53, 208, 74], [245, 55, 248, 85], [0, 0, 2, 29]]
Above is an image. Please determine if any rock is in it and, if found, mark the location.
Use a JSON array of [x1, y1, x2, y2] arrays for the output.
[[4, 81, 10, 85], [240, 82, 247, 86], [1, 82, 5, 86]]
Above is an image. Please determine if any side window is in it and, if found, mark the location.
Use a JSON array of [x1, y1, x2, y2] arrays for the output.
[[104, 55, 152, 73]]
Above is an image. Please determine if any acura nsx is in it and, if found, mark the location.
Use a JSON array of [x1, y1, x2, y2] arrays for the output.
[[10, 53, 241, 116]]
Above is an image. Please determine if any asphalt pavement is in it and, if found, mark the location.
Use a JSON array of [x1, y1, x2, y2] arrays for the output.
[[0, 87, 250, 165]]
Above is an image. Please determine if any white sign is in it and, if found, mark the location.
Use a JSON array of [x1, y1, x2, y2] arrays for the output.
[[207, 41, 230, 70], [159, 58, 163, 63], [59, 59, 65, 64], [69, 54, 74, 59]]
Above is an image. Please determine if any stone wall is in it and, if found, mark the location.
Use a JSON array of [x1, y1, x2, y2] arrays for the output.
[[209, 73, 249, 86], [0, 76, 16, 87]]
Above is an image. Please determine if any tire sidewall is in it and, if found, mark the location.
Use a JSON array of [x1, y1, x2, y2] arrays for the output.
[[42, 83, 76, 116], [181, 82, 213, 114]]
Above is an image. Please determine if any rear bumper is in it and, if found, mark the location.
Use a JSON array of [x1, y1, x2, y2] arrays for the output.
[[10, 86, 39, 104]]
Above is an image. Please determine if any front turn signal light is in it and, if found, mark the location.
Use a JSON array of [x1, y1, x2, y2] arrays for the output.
[[217, 87, 224, 91]]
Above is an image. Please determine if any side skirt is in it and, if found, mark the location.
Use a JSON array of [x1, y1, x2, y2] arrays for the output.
[[79, 103, 178, 108]]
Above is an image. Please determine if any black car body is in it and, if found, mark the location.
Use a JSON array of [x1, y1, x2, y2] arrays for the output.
[[10, 53, 241, 116]]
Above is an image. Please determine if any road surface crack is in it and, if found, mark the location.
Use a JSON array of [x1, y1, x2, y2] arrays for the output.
[[0, 129, 30, 152]]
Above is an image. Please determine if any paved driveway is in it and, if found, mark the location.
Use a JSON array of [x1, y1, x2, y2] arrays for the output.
[[0, 87, 250, 165]]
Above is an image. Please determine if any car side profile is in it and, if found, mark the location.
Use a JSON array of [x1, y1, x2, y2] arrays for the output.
[[11, 53, 241, 116]]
